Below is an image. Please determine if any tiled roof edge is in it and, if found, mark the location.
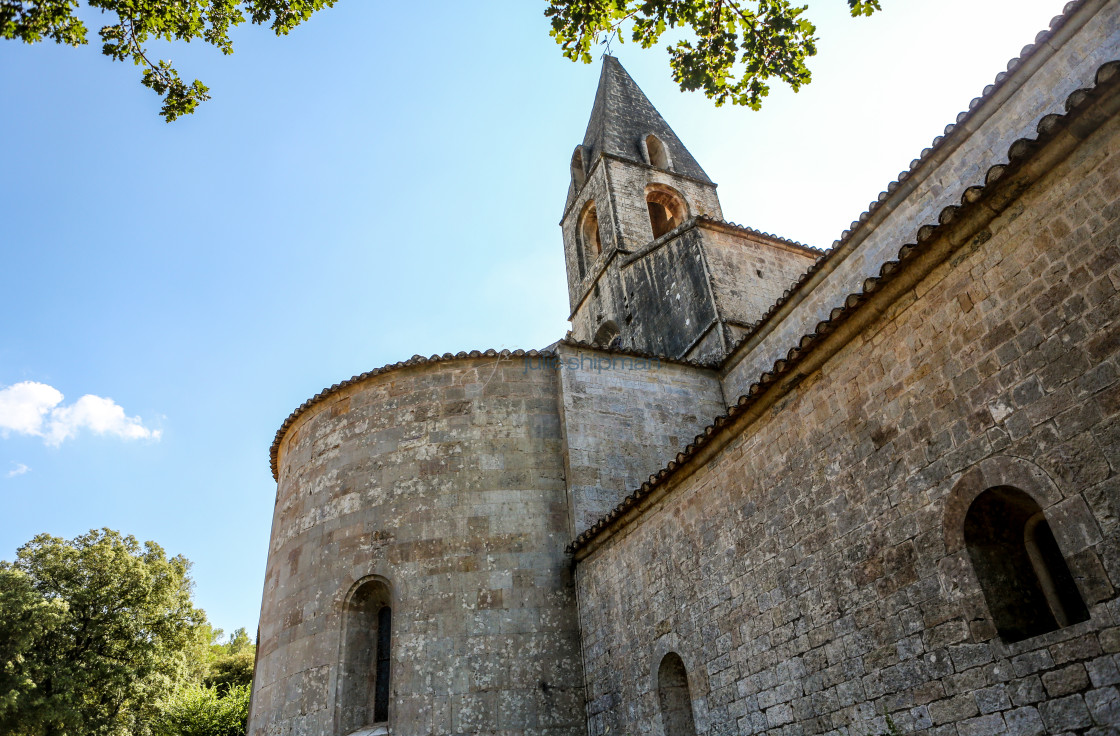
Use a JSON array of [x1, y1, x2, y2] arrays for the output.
[[694, 215, 822, 254], [716, 0, 1090, 367], [268, 348, 556, 480], [567, 58, 1120, 555], [558, 336, 721, 369], [268, 334, 724, 480]]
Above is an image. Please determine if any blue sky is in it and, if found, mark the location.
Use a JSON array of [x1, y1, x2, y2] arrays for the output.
[[1, 0, 1068, 634]]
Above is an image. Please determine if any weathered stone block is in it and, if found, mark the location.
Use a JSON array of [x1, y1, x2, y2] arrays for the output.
[[1039, 694, 1094, 731], [1085, 685, 1120, 727], [1005, 706, 1047, 736], [1043, 664, 1091, 698], [977, 685, 1013, 714], [928, 693, 980, 725]]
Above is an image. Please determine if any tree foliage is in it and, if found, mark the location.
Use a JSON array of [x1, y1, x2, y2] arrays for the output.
[[546, 0, 881, 109], [198, 627, 255, 694], [0, 567, 68, 724], [161, 624, 255, 735], [6, 0, 883, 121], [0, 0, 337, 121], [0, 529, 207, 736], [153, 683, 251, 736]]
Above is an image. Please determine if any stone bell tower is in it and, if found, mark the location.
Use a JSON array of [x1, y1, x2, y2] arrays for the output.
[[560, 57, 818, 362]]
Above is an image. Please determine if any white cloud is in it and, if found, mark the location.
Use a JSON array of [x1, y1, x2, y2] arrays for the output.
[[6, 462, 30, 478], [0, 382, 62, 436], [0, 381, 161, 446]]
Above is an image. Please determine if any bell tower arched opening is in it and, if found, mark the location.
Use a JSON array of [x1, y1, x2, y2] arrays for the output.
[[646, 134, 670, 170], [593, 320, 620, 348], [579, 201, 603, 273], [646, 186, 687, 240], [571, 146, 587, 190]]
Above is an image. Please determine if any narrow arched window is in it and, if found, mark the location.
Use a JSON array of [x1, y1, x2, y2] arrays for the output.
[[579, 202, 602, 263], [646, 134, 670, 169], [374, 606, 391, 722], [340, 579, 392, 732], [964, 487, 1089, 643], [658, 653, 696, 736], [571, 146, 586, 190], [646, 187, 686, 240]]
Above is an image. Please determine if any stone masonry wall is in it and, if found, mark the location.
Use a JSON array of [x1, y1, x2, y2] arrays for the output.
[[553, 344, 726, 536], [700, 225, 819, 330], [575, 88, 1120, 736], [250, 357, 585, 736], [604, 158, 723, 253], [563, 161, 617, 315], [615, 224, 819, 362], [620, 229, 721, 359], [721, 0, 1120, 400]]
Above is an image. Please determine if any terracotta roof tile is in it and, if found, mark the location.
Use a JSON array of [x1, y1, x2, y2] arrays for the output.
[[693, 215, 822, 255], [268, 341, 713, 480], [557, 336, 719, 369]]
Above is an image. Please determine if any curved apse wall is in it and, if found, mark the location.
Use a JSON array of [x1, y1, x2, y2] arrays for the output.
[[250, 356, 584, 736]]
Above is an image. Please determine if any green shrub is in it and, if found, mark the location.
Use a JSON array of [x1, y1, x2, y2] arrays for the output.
[[154, 683, 250, 736]]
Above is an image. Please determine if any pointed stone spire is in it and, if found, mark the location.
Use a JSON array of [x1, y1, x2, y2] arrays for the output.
[[581, 56, 712, 183]]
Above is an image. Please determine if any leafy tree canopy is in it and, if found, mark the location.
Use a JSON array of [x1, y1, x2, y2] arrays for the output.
[[0, 529, 207, 736], [6, 0, 881, 120], [0, 0, 337, 121], [153, 683, 251, 736], [547, 0, 881, 110], [202, 628, 255, 693]]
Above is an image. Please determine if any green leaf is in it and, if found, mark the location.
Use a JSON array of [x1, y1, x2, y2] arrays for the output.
[[545, 0, 878, 110]]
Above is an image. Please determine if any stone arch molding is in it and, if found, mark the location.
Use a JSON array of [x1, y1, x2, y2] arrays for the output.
[[645, 183, 690, 216], [944, 455, 1063, 555], [338, 572, 396, 612], [649, 633, 707, 736], [645, 183, 689, 240]]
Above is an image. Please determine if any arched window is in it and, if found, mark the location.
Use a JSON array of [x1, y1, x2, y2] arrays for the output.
[[575, 246, 586, 280], [579, 202, 602, 263], [646, 134, 670, 170], [646, 186, 686, 240], [571, 146, 586, 190], [657, 653, 696, 736], [339, 578, 392, 733], [593, 320, 620, 348], [964, 487, 1089, 643]]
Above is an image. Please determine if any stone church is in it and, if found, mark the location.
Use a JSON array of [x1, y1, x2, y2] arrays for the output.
[[249, 1, 1120, 733]]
